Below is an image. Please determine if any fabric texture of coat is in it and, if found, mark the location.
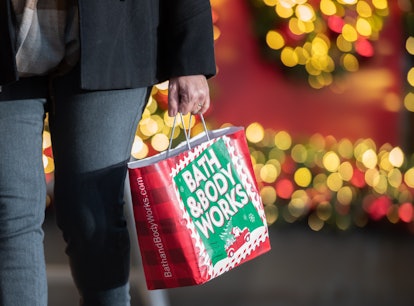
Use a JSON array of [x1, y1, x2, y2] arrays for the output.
[[0, 0, 216, 89]]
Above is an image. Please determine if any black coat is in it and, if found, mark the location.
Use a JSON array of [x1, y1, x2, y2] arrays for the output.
[[0, 0, 216, 89]]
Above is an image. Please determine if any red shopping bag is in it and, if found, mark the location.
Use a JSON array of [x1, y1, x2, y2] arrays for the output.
[[128, 121, 271, 290]]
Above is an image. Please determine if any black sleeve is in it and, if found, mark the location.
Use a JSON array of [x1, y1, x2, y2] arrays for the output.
[[158, 0, 216, 80], [0, 0, 18, 85]]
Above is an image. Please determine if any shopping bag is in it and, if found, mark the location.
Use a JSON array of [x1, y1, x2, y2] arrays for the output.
[[128, 117, 271, 290]]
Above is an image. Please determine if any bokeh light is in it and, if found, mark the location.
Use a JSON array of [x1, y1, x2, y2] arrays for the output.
[[250, 0, 389, 87]]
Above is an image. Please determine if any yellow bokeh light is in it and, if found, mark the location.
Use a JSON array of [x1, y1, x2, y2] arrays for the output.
[[253, 164, 264, 181], [388, 168, 402, 188], [288, 199, 307, 218], [246, 122, 265, 143], [356, 18, 372, 37], [264, 0, 278, 6], [163, 113, 176, 128], [178, 113, 195, 129], [152, 115, 165, 133], [404, 92, 414, 112], [191, 122, 209, 137], [342, 24, 358, 42], [294, 46, 310, 65], [312, 35, 330, 56], [274, 130, 292, 150], [341, 53, 359, 72], [336, 215, 351, 231], [264, 204, 279, 225], [131, 136, 149, 159], [146, 97, 158, 114], [407, 68, 414, 87], [387, 205, 399, 224], [357, 1, 373, 18], [372, 0, 388, 10], [155, 81, 169, 91], [354, 139, 376, 161], [288, 17, 304, 36], [338, 138, 354, 159], [326, 172, 343, 191], [404, 168, 414, 188], [337, 35, 353, 52], [267, 159, 282, 175], [213, 25, 221, 40], [337, 186, 353, 205], [379, 152, 393, 172], [362, 149, 378, 169], [338, 161, 353, 181], [291, 144, 308, 163], [43, 131, 52, 149], [151, 133, 169, 152], [42, 155, 49, 169], [268, 147, 286, 164], [316, 201, 332, 221], [308, 75, 323, 90], [398, 190, 413, 204], [43, 155, 55, 173], [296, 4, 315, 22], [278, 0, 296, 9], [308, 213, 324, 231], [294, 167, 312, 187], [298, 20, 315, 33], [341, 0, 357, 4], [388, 147, 404, 168], [373, 174, 387, 194], [260, 163, 279, 183], [313, 173, 328, 192], [266, 30, 285, 50], [139, 118, 159, 137], [288, 190, 310, 217], [309, 133, 326, 151], [251, 150, 267, 165], [320, 0, 336, 16], [276, 3, 294, 18], [406, 37, 414, 55], [306, 61, 322, 76], [365, 168, 380, 187], [323, 151, 341, 172], [260, 186, 277, 205]]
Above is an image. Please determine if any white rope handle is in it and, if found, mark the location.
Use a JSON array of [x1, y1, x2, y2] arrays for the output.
[[167, 113, 210, 157]]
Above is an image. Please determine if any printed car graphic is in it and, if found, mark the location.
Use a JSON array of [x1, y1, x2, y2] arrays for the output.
[[226, 227, 250, 257]]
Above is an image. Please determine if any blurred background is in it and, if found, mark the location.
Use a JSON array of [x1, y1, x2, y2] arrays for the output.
[[43, 0, 414, 305]]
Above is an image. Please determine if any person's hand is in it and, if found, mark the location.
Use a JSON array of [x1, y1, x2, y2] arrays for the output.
[[168, 75, 210, 117]]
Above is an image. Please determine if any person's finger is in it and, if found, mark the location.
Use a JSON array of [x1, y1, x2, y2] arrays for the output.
[[194, 88, 210, 115], [177, 91, 192, 115], [168, 80, 179, 117]]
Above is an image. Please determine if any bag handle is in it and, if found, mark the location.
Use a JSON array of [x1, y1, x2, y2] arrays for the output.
[[168, 113, 210, 154]]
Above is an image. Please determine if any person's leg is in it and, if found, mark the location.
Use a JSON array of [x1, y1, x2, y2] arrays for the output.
[[0, 100, 48, 306], [49, 75, 150, 306]]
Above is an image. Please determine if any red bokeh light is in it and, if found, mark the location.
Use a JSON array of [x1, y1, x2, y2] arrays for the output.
[[276, 178, 294, 199]]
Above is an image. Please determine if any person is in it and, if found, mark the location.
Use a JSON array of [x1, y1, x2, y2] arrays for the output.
[[0, 0, 216, 305]]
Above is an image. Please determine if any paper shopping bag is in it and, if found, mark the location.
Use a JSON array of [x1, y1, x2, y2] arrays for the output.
[[128, 126, 271, 290]]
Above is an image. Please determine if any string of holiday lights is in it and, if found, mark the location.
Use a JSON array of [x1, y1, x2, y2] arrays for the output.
[[402, 2, 414, 154], [244, 122, 414, 233], [247, 0, 389, 88]]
